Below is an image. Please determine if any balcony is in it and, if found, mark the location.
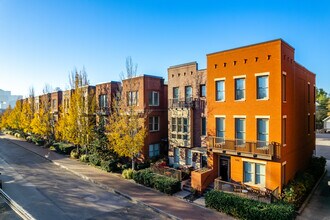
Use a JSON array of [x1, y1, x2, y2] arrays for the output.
[[96, 107, 111, 115], [208, 136, 281, 160], [169, 98, 205, 109]]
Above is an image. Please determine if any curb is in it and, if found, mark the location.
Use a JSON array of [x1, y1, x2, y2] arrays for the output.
[[297, 169, 328, 215], [1, 136, 181, 220]]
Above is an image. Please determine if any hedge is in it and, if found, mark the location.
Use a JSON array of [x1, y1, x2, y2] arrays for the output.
[[205, 190, 295, 220], [89, 153, 101, 166], [133, 168, 181, 195], [100, 159, 119, 172]]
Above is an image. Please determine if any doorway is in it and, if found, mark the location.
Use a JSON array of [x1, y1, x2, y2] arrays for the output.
[[219, 156, 230, 182]]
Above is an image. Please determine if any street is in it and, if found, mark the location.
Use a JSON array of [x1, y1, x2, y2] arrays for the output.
[[0, 137, 168, 220]]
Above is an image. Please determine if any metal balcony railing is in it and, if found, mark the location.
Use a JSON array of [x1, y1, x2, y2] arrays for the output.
[[208, 136, 281, 160], [169, 98, 206, 109]]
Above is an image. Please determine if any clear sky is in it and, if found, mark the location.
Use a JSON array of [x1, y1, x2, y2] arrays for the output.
[[0, 0, 329, 97]]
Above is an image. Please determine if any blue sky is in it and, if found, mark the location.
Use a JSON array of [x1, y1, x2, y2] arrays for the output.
[[0, 0, 329, 96]]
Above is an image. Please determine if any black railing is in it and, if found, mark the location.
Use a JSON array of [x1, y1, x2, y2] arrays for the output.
[[169, 98, 205, 109]]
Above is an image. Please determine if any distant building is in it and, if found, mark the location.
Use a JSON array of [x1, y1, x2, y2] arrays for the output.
[[0, 89, 23, 110]]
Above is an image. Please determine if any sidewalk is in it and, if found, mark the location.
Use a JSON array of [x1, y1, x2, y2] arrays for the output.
[[0, 134, 232, 220]]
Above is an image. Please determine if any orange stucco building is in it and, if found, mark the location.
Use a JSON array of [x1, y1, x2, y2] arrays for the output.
[[202, 39, 315, 192]]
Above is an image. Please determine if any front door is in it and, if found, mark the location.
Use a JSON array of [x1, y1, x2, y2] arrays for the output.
[[219, 157, 230, 182]]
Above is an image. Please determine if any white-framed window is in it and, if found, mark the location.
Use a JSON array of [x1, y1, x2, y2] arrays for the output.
[[186, 149, 192, 165], [257, 118, 269, 147], [235, 78, 245, 100], [173, 87, 179, 104], [216, 117, 225, 142], [149, 143, 160, 157], [149, 91, 159, 106], [257, 75, 269, 99], [127, 91, 138, 106], [243, 161, 266, 186], [215, 80, 225, 101], [171, 118, 176, 132], [99, 94, 108, 108], [174, 147, 180, 163], [235, 118, 245, 145], [149, 116, 159, 132]]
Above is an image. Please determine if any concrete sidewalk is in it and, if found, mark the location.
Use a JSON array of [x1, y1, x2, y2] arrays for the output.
[[0, 134, 231, 220]]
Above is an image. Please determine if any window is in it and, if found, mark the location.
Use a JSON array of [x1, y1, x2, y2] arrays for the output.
[[52, 99, 56, 110], [216, 117, 225, 142], [149, 116, 159, 132], [308, 83, 310, 104], [257, 118, 269, 147], [149, 91, 159, 106], [177, 118, 182, 132], [99, 94, 108, 108], [200, 84, 206, 97], [183, 118, 188, 132], [127, 91, 138, 106], [235, 78, 245, 100], [282, 74, 287, 102], [282, 117, 286, 145], [149, 143, 160, 157], [257, 76, 268, 99], [201, 117, 206, 136], [171, 118, 176, 132], [174, 148, 180, 163], [243, 162, 265, 186], [235, 118, 245, 145], [185, 86, 192, 103], [313, 86, 316, 103], [186, 149, 192, 165], [215, 80, 225, 101]]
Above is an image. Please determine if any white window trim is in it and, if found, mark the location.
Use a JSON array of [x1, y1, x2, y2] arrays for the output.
[[242, 160, 266, 187], [214, 77, 226, 81], [256, 74, 269, 100], [255, 72, 270, 77], [255, 115, 270, 119], [215, 80, 225, 102], [233, 75, 246, 79], [233, 115, 246, 118], [149, 116, 160, 132], [282, 71, 287, 75], [214, 115, 226, 118], [282, 115, 287, 118], [149, 91, 160, 106], [242, 158, 267, 165]]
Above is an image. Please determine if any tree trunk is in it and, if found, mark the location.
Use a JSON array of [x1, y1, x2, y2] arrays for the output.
[[132, 156, 135, 170]]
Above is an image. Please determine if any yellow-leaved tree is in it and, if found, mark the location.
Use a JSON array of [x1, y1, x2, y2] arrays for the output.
[[20, 99, 34, 134], [107, 57, 147, 169], [7, 100, 22, 130], [0, 106, 12, 130], [59, 69, 96, 148]]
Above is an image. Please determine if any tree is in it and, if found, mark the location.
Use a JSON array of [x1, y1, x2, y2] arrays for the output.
[[60, 69, 96, 148], [7, 100, 22, 131], [316, 88, 329, 129], [0, 106, 12, 130], [20, 99, 33, 133], [107, 57, 147, 170], [30, 97, 52, 139]]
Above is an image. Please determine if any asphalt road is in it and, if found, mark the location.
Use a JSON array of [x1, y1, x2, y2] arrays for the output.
[[0, 138, 168, 220]]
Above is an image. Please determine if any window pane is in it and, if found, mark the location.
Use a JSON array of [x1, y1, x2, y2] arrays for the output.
[[244, 162, 253, 183], [185, 86, 192, 102], [235, 78, 245, 100], [148, 92, 153, 105], [200, 84, 206, 97], [154, 92, 159, 105], [216, 81, 224, 101], [201, 117, 206, 136], [178, 118, 182, 132], [255, 164, 265, 185], [183, 118, 188, 132], [257, 76, 268, 99], [173, 87, 179, 99], [216, 118, 225, 138], [172, 118, 176, 132]]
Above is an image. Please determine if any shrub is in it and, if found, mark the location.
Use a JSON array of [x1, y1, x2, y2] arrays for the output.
[[281, 156, 327, 208], [100, 159, 119, 172], [57, 143, 75, 155], [153, 175, 181, 195], [89, 153, 101, 166], [132, 169, 181, 195], [49, 146, 57, 151], [122, 168, 135, 179], [79, 154, 89, 163], [70, 149, 79, 159], [205, 190, 295, 220]]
